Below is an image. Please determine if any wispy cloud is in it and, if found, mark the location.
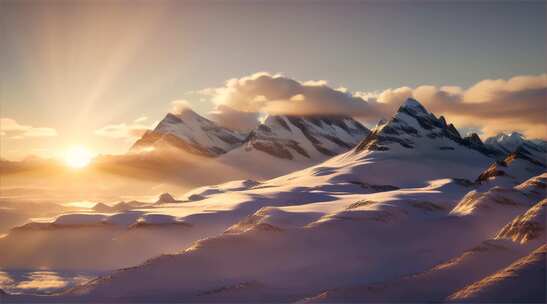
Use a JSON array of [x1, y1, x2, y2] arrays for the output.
[[95, 117, 156, 140], [0, 118, 58, 138]]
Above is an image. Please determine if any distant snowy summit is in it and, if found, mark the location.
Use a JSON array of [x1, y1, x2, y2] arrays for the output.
[[131, 107, 370, 161], [484, 131, 547, 156]]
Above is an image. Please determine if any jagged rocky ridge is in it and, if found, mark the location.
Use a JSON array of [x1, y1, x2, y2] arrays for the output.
[[485, 132, 547, 156], [131, 108, 370, 160], [355, 98, 499, 156], [244, 115, 369, 160], [132, 109, 247, 156]]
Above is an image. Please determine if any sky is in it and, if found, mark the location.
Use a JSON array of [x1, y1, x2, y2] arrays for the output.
[[0, 0, 545, 160]]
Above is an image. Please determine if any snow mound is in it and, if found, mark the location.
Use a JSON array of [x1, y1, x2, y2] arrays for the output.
[[451, 174, 546, 216], [447, 244, 546, 303], [303, 239, 527, 303], [53, 214, 107, 226]]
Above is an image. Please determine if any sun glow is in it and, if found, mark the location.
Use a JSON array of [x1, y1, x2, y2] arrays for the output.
[[65, 146, 93, 169]]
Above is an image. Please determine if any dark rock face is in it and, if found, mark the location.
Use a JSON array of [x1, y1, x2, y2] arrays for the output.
[[249, 139, 310, 160], [156, 193, 178, 204], [476, 164, 506, 183], [476, 145, 546, 184], [246, 115, 369, 159]]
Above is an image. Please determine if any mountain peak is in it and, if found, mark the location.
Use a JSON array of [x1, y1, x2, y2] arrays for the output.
[[354, 98, 499, 157], [484, 132, 545, 155], [171, 106, 199, 117], [131, 108, 247, 156], [399, 98, 428, 114]]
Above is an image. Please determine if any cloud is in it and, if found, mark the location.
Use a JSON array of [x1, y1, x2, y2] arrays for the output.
[[0, 118, 29, 132], [199, 72, 547, 139], [134, 116, 148, 123], [201, 72, 384, 129], [170, 99, 192, 115], [95, 117, 156, 139], [361, 74, 547, 139], [208, 105, 260, 131], [0, 118, 58, 138], [22, 128, 58, 137]]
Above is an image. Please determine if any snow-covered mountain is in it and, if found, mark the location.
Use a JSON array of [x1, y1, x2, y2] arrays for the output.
[[131, 109, 370, 161], [131, 109, 247, 156], [355, 98, 498, 157], [242, 115, 369, 160], [475, 144, 546, 188], [2, 98, 545, 302], [484, 132, 547, 156], [128, 110, 371, 183], [274, 98, 498, 189]]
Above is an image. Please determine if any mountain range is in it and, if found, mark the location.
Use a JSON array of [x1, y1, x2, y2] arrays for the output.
[[0, 98, 544, 302], [131, 107, 370, 161]]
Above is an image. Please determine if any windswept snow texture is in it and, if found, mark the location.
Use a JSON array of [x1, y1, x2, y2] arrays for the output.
[[1, 98, 545, 303], [304, 240, 536, 303], [495, 199, 546, 244], [447, 245, 546, 303]]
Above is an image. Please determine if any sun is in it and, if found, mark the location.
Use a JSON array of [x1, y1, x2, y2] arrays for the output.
[[65, 146, 93, 169]]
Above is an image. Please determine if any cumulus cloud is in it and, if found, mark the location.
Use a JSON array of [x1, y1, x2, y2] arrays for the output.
[[0, 118, 58, 138], [208, 105, 260, 131], [95, 117, 156, 140], [365, 74, 547, 138], [201, 72, 384, 127], [200, 72, 546, 139]]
